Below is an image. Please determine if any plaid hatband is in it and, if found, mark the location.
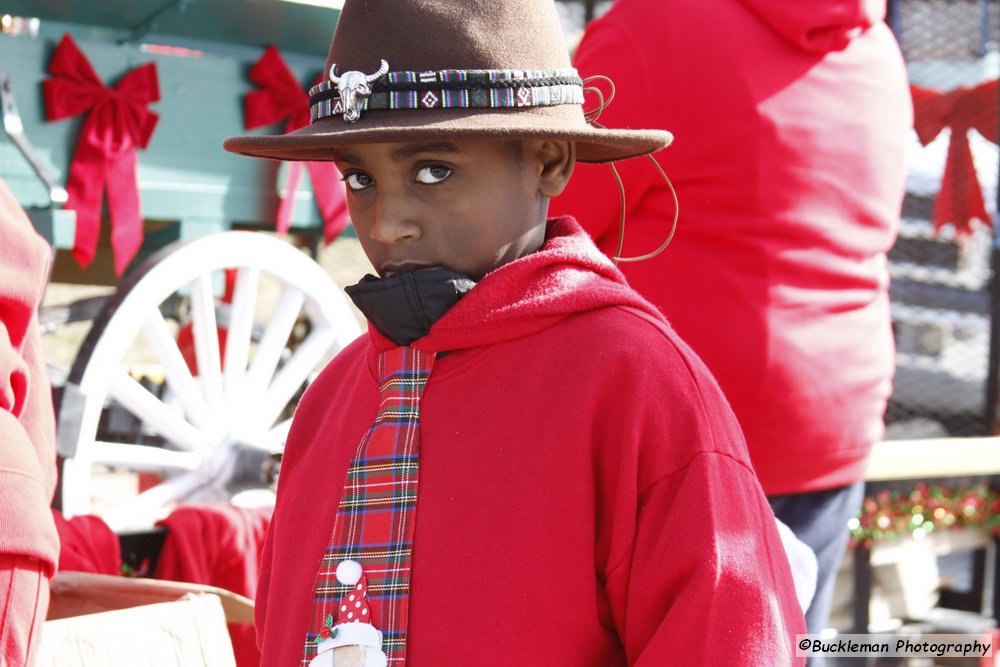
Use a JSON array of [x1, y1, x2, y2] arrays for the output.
[[309, 67, 585, 123]]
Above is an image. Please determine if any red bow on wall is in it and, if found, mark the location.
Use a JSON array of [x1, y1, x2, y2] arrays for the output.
[[43, 34, 160, 275], [911, 80, 998, 237], [244, 45, 348, 242]]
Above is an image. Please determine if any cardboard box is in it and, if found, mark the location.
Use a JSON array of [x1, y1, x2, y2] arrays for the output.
[[37, 572, 254, 667]]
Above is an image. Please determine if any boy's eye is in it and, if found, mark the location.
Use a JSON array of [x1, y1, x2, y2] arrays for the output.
[[343, 172, 374, 191], [414, 165, 452, 185]]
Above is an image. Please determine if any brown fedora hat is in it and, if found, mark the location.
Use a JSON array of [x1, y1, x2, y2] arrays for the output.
[[224, 0, 672, 163]]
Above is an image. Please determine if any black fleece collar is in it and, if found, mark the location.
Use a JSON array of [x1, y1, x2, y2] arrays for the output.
[[345, 268, 476, 346]]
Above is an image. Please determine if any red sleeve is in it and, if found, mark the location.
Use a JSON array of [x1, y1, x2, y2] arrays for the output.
[[0, 177, 59, 573], [552, 16, 663, 247], [607, 452, 806, 666]]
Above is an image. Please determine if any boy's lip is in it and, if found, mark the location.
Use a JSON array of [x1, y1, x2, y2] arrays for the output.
[[379, 261, 440, 277]]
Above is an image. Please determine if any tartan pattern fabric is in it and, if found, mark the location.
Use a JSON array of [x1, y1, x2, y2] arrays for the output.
[[309, 67, 584, 122], [301, 346, 436, 665]]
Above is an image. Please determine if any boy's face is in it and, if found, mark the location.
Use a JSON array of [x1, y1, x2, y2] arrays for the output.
[[333, 139, 572, 281]]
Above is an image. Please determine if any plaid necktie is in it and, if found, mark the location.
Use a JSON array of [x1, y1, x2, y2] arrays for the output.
[[303, 346, 436, 665]]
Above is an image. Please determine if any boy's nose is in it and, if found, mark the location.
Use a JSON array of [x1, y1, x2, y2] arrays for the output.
[[369, 196, 421, 245]]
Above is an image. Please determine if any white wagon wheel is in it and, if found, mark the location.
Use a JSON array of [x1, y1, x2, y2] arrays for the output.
[[57, 232, 361, 531]]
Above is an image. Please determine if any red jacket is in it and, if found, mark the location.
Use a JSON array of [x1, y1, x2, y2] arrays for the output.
[[257, 218, 804, 666], [0, 178, 59, 575], [553, 0, 912, 495]]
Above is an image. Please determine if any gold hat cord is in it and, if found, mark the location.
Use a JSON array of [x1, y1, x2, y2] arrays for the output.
[[583, 75, 679, 264]]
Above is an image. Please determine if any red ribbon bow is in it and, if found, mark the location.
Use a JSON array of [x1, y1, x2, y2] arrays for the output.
[[245, 45, 348, 242], [43, 34, 160, 275], [911, 80, 998, 237]]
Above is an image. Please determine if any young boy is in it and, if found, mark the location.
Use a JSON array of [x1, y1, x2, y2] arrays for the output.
[[225, 1, 806, 665]]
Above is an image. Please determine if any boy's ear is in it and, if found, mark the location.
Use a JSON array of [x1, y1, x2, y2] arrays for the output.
[[534, 140, 576, 198]]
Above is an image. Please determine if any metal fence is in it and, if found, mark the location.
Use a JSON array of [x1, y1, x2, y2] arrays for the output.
[[883, 0, 999, 439]]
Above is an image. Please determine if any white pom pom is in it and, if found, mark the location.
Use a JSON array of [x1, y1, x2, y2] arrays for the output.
[[336, 559, 363, 586]]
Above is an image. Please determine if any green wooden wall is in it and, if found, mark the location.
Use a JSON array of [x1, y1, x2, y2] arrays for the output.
[[0, 17, 339, 276]]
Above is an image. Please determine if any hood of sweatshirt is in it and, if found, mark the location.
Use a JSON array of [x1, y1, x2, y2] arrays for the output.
[[738, 0, 886, 53], [366, 216, 660, 354]]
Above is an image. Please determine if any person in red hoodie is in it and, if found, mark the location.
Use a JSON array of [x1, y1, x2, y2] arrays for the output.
[[552, 0, 912, 645], [225, 0, 806, 664], [0, 177, 60, 666]]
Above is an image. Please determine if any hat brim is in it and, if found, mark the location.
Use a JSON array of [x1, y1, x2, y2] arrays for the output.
[[224, 105, 671, 164]]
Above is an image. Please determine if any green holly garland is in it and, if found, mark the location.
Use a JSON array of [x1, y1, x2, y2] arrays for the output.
[[849, 483, 1000, 549]]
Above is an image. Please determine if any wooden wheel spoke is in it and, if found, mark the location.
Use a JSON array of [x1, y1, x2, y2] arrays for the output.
[[190, 273, 226, 414], [91, 441, 201, 472], [264, 418, 292, 453], [60, 450, 95, 519], [142, 308, 212, 429], [223, 266, 260, 403], [108, 372, 211, 451], [239, 418, 292, 454], [105, 471, 207, 532], [244, 285, 305, 398], [251, 327, 336, 432]]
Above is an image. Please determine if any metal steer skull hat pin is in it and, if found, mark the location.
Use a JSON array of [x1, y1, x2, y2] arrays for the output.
[[329, 59, 389, 122]]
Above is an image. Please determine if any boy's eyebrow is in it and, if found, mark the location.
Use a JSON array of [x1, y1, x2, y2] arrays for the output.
[[334, 142, 463, 166], [390, 142, 463, 160], [333, 150, 363, 165]]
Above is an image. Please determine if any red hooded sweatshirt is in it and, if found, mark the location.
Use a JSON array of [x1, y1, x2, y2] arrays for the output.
[[553, 0, 912, 495], [0, 178, 59, 575], [256, 218, 805, 666]]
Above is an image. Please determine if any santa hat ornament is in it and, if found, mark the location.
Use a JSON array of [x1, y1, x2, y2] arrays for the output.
[[310, 560, 388, 667]]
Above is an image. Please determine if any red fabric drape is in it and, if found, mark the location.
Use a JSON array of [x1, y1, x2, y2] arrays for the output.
[[156, 503, 272, 667], [911, 80, 999, 237], [43, 34, 160, 275], [50, 509, 121, 576], [244, 45, 349, 242]]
